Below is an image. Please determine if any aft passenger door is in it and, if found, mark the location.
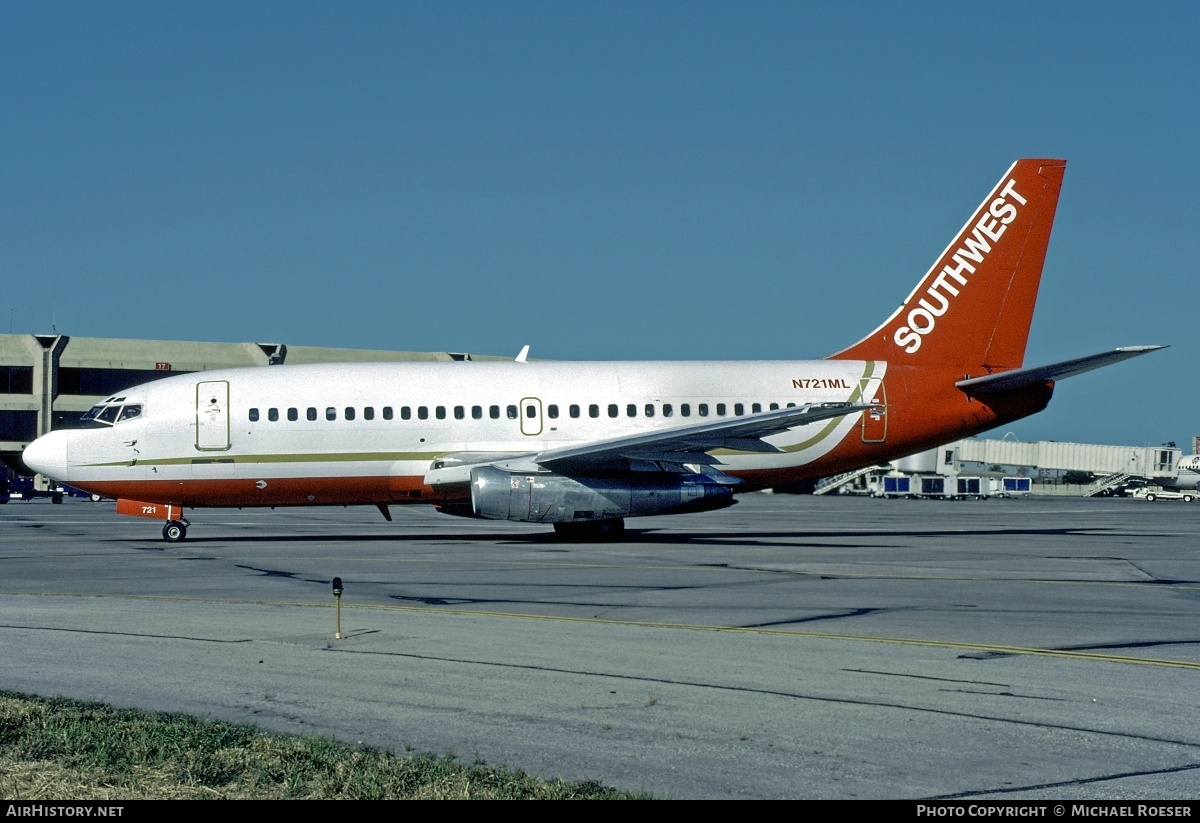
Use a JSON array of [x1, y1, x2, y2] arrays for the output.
[[860, 379, 887, 444], [196, 381, 230, 450]]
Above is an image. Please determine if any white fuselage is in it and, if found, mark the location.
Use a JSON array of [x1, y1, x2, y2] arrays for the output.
[[37, 358, 894, 508]]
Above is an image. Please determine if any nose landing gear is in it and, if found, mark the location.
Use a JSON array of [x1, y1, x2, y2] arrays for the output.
[[163, 519, 189, 542]]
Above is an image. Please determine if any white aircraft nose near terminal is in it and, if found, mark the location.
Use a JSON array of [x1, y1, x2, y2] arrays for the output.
[[22, 429, 69, 481], [21, 159, 1164, 543]]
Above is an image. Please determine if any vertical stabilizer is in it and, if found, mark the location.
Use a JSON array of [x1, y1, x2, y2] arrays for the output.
[[831, 159, 1065, 371]]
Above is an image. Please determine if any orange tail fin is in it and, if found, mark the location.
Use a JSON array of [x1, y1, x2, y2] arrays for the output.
[[831, 159, 1066, 371]]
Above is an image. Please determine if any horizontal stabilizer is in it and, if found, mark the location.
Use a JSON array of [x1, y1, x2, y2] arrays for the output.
[[955, 346, 1166, 394]]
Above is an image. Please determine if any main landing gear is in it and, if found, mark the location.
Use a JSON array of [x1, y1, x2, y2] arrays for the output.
[[163, 519, 189, 543], [553, 518, 626, 541]]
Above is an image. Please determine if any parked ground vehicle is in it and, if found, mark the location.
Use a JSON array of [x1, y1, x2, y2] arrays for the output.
[[1132, 487, 1194, 503], [1099, 479, 1149, 497]]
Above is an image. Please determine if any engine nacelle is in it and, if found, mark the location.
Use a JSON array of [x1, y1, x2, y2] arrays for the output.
[[470, 466, 734, 523]]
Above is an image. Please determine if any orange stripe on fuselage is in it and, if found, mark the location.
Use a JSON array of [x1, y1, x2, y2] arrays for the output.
[[84, 475, 469, 509]]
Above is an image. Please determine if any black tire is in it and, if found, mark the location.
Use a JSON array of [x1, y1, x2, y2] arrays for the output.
[[1145, 493, 1157, 502], [1184, 495, 1194, 503], [90, 494, 103, 503], [163, 521, 187, 542], [52, 495, 63, 504]]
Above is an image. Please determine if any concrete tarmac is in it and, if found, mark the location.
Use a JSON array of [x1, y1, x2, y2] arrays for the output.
[[1, 493, 1198, 799]]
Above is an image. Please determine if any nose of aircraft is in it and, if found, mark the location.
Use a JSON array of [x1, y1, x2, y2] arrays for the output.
[[23, 430, 70, 480]]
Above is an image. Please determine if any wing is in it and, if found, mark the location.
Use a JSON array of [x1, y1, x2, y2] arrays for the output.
[[955, 346, 1166, 394], [535, 402, 872, 473], [423, 402, 873, 487]]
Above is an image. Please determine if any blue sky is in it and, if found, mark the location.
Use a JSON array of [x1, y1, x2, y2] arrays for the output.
[[3, 1, 1197, 449]]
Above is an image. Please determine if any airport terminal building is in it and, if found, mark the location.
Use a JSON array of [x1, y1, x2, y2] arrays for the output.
[[0, 333, 504, 475]]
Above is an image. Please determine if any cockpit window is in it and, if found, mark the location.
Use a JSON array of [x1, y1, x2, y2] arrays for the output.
[[80, 402, 143, 428], [116, 404, 142, 423]]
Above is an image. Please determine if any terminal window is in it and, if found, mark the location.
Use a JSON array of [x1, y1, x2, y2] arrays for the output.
[[0, 410, 38, 441], [0, 367, 33, 394]]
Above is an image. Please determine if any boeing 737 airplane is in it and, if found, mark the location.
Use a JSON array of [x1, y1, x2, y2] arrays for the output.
[[22, 159, 1163, 541]]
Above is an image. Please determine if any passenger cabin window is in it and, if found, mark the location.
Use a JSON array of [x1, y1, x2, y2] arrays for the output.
[[326, 407, 337, 421], [307, 407, 317, 421], [435, 406, 446, 420], [383, 406, 393, 420], [525, 404, 536, 418], [626, 404, 636, 417], [716, 403, 726, 416], [364, 407, 375, 420], [288, 408, 298, 421], [453, 406, 464, 420], [663, 404, 673, 417], [506, 405, 518, 420], [680, 404, 691, 417], [769, 403, 779, 411], [698, 404, 709, 417], [607, 404, 618, 418], [644, 404, 655, 418], [752, 403, 762, 413], [418, 406, 428, 420], [547, 405, 558, 419], [569, 405, 580, 418], [249, 408, 260, 422], [734, 403, 743, 416], [489, 405, 500, 419], [345, 407, 356, 421], [472, 406, 483, 420], [268, 408, 279, 422], [588, 404, 599, 418]]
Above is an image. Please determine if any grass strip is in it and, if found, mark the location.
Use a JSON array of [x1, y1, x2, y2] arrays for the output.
[[0, 691, 647, 799]]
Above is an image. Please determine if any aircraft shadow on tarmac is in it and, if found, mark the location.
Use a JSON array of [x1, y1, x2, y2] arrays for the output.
[[114, 524, 1140, 549]]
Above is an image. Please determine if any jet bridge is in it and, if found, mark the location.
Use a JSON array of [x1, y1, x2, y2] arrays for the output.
[[954, 439, 1179, 481]]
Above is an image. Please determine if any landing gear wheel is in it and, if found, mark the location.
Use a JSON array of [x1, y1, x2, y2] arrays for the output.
[[163, 520, 187, 543], [553, 518, 626, 542]]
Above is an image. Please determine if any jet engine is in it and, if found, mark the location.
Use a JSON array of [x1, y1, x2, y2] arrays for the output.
[[469, 465, 734, 523]]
